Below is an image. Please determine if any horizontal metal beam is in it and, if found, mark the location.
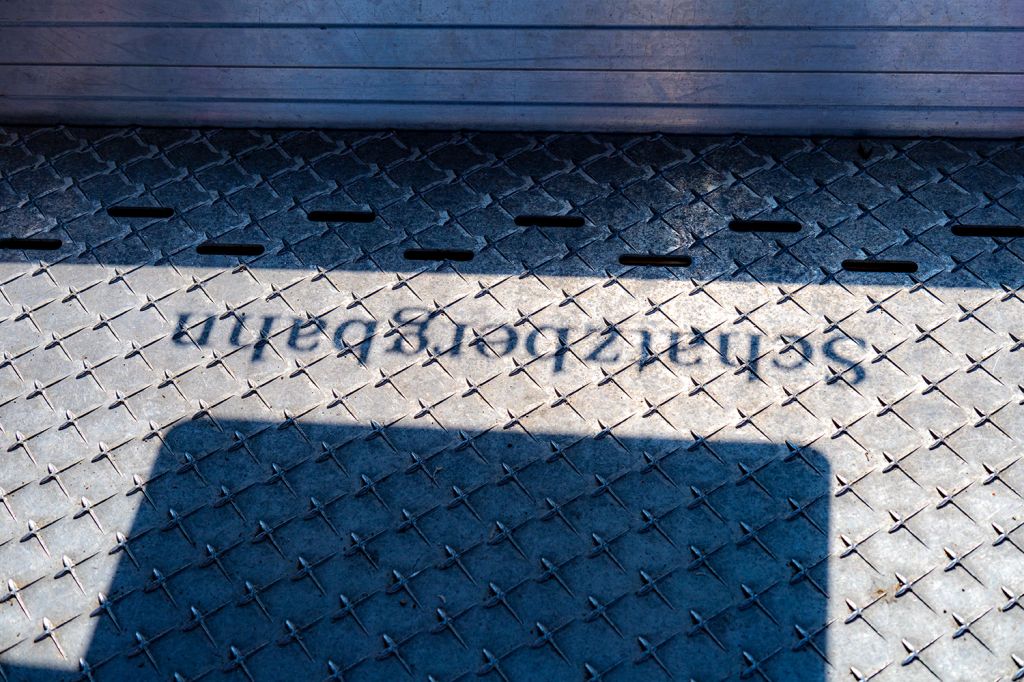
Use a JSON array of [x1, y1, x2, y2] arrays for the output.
[[2, 0, 1021, 27], [4, 27, 1022, 73]]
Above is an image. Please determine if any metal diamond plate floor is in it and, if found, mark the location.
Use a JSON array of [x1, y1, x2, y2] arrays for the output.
[[0, 127, 1023, 681]]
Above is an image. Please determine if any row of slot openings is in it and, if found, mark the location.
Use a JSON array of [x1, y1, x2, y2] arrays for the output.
[[6, 210, 1022, 270], [100, 203, 1024, 238], [0, 238, 923, 272], [104, 203, 1024, 239]]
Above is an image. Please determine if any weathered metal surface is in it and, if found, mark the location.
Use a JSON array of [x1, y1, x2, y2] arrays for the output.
[[0, 127, 1022, 681], [1, 2, 1023, 135]]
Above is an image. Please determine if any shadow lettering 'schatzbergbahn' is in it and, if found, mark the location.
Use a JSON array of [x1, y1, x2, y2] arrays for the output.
[[172, 306, 871, 384], [10, 420, 830, 680]]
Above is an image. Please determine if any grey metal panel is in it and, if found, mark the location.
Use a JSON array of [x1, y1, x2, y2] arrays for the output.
[[6, 68, 1021, 107], [5, 27, 1024, 73], [2, 0, 1021, 27], [3, 99, 1022, 137], [0, 1, 1022, 135]]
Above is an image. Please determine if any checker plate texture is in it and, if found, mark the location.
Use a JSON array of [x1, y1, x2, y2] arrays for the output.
[[0, 127, 1023, 681]]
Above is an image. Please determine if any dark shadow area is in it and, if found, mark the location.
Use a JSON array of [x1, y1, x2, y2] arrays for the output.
[[5, 420, 830, 680]]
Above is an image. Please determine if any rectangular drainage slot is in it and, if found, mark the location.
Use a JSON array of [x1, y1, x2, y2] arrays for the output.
[[951, 224, 1024, 238], [196, 242, 265, 257], [307, 210, 376, 223], [404, 248, 474, 262], [729, 219, 802, 233], [0, 237, 63, 251], [619, 254, 692, 267], [107, 206, 174, 219], [515, 214, 585, 228], [842, 259, 918, 273]]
